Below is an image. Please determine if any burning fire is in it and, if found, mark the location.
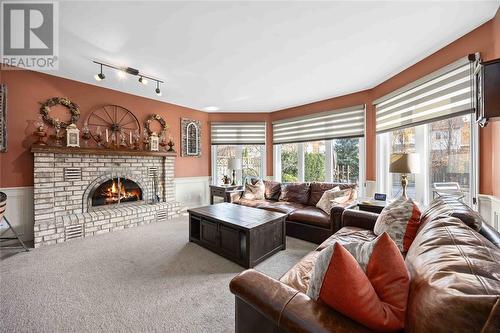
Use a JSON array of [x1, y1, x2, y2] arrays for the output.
[[102, 178, 141, 203]]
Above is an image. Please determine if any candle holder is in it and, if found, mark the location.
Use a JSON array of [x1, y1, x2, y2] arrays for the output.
[[119, 129, 128, 148], [82, 122, 91, 147], [133, 129, 141, 150], [95, 126, 104, 148], [52, 120, 64, 147], [167, 138, 175, 152], [159, 131, 168, 151], [142, 128, 149, 150], [33, 116, 47, 145]]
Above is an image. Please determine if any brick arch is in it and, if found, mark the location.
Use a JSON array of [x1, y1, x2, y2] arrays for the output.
[[82, 172, 149, 212]]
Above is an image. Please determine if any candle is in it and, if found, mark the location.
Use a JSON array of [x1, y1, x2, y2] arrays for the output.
[[105, 129, 109, 142], [129, 131, 132, 144]]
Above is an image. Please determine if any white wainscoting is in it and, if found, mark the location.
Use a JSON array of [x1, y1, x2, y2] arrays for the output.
[[478, 194, 500, 231], [174, 176, 210, 211], [0, 186, 34, 242]]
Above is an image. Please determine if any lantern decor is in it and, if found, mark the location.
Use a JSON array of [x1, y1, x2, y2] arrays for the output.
[[33, 115, 47, 145], [82, 121, 91, 147], [149, 132, 159, 151], [66, 123, 80, 147], [142, 128, 149, 150]]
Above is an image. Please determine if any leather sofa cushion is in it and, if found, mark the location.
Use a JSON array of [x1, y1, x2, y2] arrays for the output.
[[257, 201, 305, 215], [317, 227, 377, 251], [235, 198, 271, 208], [280, 251, 320, 293], [250, 178, 281, 200], [279, 183, 310, 205], [405, 216, 500, 333], [420, 196, 483, 231], [288, 207, 331, 228], [308, 182, 356, 206]]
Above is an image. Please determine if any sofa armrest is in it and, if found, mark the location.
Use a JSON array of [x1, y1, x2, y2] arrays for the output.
[[226, 189, 244, 203], [341, 209, 379, 231], [230, 269, 371, 333], [331, 202, 358, 233]]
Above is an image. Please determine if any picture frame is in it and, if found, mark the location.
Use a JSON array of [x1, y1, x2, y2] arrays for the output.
[[0, 85, 6, 152], [181, 118, 201, 157]]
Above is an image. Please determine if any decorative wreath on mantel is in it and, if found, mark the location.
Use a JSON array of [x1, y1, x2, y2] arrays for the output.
[[40, 97, 80, 128], [145, 114, 168, 135]]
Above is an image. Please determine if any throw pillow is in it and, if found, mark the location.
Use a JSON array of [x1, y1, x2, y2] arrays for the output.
[[307, 233, 409, 332], [241, 180, 265, 200], [263, 180, 281, 200], [315, 186, 341, 214], [374, 196, 421, 253], [330, 188, 357, 206]]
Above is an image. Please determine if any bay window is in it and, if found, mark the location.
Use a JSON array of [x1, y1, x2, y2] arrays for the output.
[[211, 122, 266, 185], [273, 105, 366, 194], [375, 57, 478, 206]]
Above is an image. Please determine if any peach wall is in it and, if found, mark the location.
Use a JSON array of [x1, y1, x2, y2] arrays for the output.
[[0, 69, 210, 188]]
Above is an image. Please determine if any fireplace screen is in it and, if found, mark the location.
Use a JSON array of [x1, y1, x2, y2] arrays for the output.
[[91, 178, 143, 207]]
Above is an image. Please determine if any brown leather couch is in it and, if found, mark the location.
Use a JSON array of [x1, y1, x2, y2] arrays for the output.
[[230, 197, 500, 333], [228, 180, 357, 244]]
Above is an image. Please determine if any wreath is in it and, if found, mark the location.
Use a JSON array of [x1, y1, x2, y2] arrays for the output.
[[40, 97, 80, 128], [145, 114, 168, 135]]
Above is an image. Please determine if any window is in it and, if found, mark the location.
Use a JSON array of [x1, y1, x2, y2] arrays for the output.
[[212, 145, 265, 185], [275, 138, 364, 191], [280, 143, 299, 182], [304, 141, 326, 182], [377, 114, 475, 205]]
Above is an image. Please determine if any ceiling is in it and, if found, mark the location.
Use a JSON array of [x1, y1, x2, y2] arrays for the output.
[[49, 1, 499, 112]]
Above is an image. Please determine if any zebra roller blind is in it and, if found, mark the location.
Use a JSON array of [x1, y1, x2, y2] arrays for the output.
[[272, 105, 365, 144], [374, 57, 473, 133], [210, 122, 266, 145]]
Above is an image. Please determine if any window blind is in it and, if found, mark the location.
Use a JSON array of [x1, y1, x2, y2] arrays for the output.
[[374, 57, 473, 133], [272, 105, 365, 144], [210, 122, 266, 145]]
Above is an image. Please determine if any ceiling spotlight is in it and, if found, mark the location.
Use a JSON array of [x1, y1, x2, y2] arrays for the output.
[[94, 64, 105, 81], [139, 76, 148, 85], [155, 82, 162, 96]]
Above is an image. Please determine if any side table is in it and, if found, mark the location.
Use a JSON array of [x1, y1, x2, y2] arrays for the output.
[[209, 184, 241, 204], [357, 199, 387, 214]]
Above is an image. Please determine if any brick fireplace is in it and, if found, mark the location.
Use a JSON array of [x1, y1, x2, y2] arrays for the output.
[[32, 146, 181, 247]]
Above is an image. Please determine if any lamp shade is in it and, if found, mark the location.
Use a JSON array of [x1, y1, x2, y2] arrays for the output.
[[389, 153, 420, 174], [228, 158, 242, 170]]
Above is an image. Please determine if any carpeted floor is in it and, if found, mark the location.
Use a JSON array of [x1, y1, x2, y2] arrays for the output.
[[0, 216, 315, 332]]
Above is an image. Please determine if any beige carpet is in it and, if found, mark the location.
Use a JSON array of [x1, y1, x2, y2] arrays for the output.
[[0, 216, 315, 332]]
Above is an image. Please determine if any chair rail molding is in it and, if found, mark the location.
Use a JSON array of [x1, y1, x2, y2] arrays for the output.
[[174, 176, 210, 210], [478, 194, 500, 232], [0, 186, 34, 242]]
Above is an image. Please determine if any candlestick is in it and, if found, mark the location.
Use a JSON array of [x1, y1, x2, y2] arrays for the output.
[[129, 131, 132, 145], [105, 129, 109, 142]]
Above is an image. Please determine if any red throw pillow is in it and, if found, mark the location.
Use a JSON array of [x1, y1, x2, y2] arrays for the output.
[[307, 233, 410, 332]]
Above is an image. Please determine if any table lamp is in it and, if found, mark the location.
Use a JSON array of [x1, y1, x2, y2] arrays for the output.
[[228, 158, 242, 186], [389, 153, 420, 198]]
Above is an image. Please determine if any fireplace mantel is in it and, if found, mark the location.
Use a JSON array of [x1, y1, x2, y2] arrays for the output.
[[31, 145, 177, 157]]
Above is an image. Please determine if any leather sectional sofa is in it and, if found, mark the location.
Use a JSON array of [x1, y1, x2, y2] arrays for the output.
[[230, 197, 500, 332], [228, 180, 357, 244]]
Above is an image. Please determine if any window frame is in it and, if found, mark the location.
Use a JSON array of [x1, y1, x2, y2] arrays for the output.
[[211, 144, 266, 185]]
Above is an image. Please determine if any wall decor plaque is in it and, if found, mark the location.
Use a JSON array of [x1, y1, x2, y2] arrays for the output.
[[181, 118, 201, 157], [0, 85, 6, 152]]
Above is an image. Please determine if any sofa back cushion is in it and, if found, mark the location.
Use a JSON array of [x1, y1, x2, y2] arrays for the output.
[[308, 182, 357, 206], [405, 216, 500, 333], [250, 178, 281, 201], [419, 196, 483, 231], [279, 183, 310, 205]]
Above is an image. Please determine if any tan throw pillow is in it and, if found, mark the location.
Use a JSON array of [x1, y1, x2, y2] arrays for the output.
[[241, 180, 265, 200], [315, 186, 341, 214], [374, 196, 421, 253]]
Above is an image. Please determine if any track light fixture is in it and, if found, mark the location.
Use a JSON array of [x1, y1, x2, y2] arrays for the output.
[[92, 60, 164, 96], [94, 64, 105, 81], [155, 81, 162, 96]]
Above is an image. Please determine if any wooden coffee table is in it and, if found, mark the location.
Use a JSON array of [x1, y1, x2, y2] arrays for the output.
[[188, 203, 287, 268]]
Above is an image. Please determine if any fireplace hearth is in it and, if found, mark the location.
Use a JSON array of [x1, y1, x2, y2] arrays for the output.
[[91, 177, 143, 207], [32, 146, 181, 248]]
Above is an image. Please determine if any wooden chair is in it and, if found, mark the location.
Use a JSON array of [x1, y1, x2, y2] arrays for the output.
[[0, 192, 29, 252]]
